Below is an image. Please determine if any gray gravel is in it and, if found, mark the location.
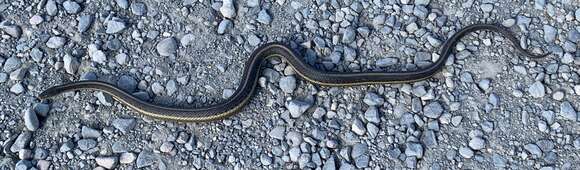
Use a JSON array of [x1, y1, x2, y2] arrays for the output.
[[0, 0, 579, 169]]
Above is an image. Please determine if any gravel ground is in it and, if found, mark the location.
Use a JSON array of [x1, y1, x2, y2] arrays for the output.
[[1, 0, 580, 169]]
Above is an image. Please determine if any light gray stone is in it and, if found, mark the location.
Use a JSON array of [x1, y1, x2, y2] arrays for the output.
[[95, 156, 118, 169], [130, 2, 147, 16], [469, 137, 486, 150], [115, 0, 129, 9], [159, 142, 174, 153], [30, 48, 44, 62], [269, 126, 285, 140], [480, 3, 493, 12], [257, 9, 272, 24], [217, 19, 232, 34], [248, 34, 261, 46], [81, 126, 102, 138], [405, 142, 424, 158], [414, 0, 430, 5], [88, 44, 107, 64], [59, 141, 74, 152], [63, 54, 79, 74], [112, 118, 136, 133], [136, 151, 156, 168], [363, 92, 384, 106], [120, 152, 136, 164], [106, 18, 126, 34], [528, 81, 546, 98], [46, 0, 58, 16], [286, 100, 311, 118], [260, 154, 272, 166], [63, 0, 81, 14], [156, 37, 177, 56], [78, 15, 93, 33], [279, 76, 296, 93], [351, 143, 368, 158], [3, 56, 22, 72], [77, 139, 97, 151], [46, 36, 66, 48], [0, 23, 21, 38], [459, 147, 474, 158], [576, 9, 580, 22], [351, 118, 366, 136], [289, 147, 301, 162], [10, 132, 32, 153], [524, 143, 543, 157], [376, 58, 398, 67], [247, 0, 259, 7], [23, 108, 39, 131], [342, 27, 356, 43], [543, 25, 557, 43], [423, 102, 443, 118], [165, 80, 177, 96], [220, 0, 236, 18], [421, 130, 437, 147], [405, 22, 419, 33], [285, 131, 302, 146], [10, 83, 25, 94], [534, 0, 546, 9], [364, 107, 380, 124], [559, 101, 577, 121]]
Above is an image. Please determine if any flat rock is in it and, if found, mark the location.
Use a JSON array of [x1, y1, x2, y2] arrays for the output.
[[63, 0, 81, 14], [106, 18, 126, 34], [46, 36, 66, 48], [112, 118, 136, 133], [78, 15, 93, 33], [95, 156, 118, 169], [559, 101, 577, 121], [220, 0, 236, 18], [423, 102, 443, 118], [136, 151, 156, 168], [528, 81, 546, 98], [286, 100, 311, 118], [156, 37, 177, 56], [3, 56, 22, 72]]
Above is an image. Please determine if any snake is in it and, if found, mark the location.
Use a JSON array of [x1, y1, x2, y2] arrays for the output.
[[37, 24, 548, 122]]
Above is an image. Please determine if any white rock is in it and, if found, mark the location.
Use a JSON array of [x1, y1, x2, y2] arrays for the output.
[[95, 156, 118, 169], [63, 54, 79, 74], [88, 44, 107, 64], [46, 36, 66, 48], [220, 0, 236, 19], [156, 37, 178, 56]]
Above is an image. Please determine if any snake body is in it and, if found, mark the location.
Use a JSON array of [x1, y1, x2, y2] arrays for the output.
[[38, 24, 547, 122]]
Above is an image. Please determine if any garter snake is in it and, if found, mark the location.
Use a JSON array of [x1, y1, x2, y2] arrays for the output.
[[38, 24, 548, 122]]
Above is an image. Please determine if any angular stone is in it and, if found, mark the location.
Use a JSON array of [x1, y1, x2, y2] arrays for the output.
[[286, 100, 311, 118], [423, 102, 443, 118]]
